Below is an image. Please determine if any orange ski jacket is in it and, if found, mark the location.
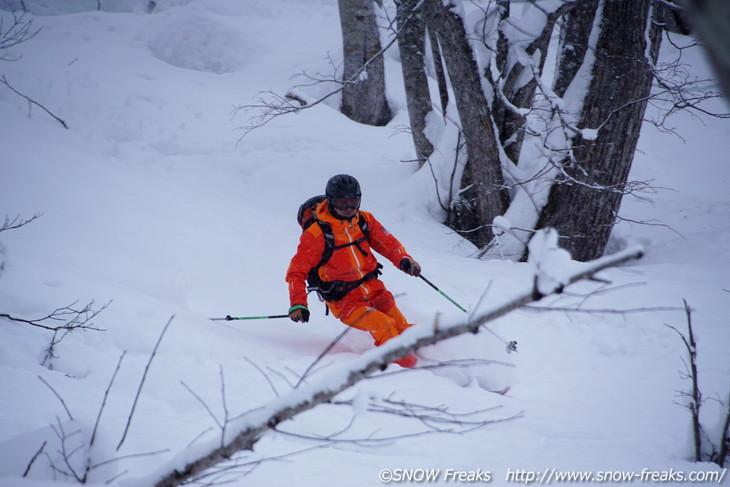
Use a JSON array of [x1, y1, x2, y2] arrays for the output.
[[286, 201, 411, 308]]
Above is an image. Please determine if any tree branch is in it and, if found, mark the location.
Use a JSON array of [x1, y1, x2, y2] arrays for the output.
[[0, 76, 68, 129], [153, 244, 644, 487], [0, 213, 43, 233], [117, 315, 174, 451]]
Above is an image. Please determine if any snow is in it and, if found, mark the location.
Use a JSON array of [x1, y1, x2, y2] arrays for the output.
[[1, 1, 729, 486]]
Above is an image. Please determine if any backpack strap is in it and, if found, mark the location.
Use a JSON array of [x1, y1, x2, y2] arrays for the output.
[[314, 212, 370, 268], [306, 212, 379, 303], [313, 220, 336, 270]]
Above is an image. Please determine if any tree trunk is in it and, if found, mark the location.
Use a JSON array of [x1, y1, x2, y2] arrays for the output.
[[395, 0, 433, 164], [683, 0, 730, 102], [492, 1, 573, 166], [552, 0, 600, 98], [338, 0, 392, 126], [424, 0, 508, 247], [537, 0, 662, 261]]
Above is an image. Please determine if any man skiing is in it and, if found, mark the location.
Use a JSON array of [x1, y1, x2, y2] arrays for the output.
[[286, 174, 422, 368]]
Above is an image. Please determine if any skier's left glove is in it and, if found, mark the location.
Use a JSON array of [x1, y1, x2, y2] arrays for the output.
[[399, 257, 421, 277]]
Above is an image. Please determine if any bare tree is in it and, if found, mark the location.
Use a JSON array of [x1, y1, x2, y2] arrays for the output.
[[422, 0, 508, 248], [536, 0, 663, 261], [668, 300, 730, 468], [395, 0, 433, 163], [416, 0, 727, 261]]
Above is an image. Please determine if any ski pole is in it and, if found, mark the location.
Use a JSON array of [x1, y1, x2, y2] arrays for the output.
[[419, 275, 468, 313], [210, 314, 290, 321], [419, 275, 517, 353]]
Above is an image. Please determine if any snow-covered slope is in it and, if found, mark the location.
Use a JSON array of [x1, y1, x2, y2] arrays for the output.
[[1, 1, 728, 486]]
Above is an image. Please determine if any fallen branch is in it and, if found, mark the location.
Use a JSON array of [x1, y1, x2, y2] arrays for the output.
[[1, 75, 68, 129], [152, 244, 643, 487], [1, 300, 109, 332]]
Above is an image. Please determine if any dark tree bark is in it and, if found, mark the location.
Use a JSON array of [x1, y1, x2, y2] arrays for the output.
[[552, 0, 600, 98], [537, 0, 662, 261], [395, 0, 433, 164], [491, 1, 573, 165], [682, 0, 730, 102], [424, 0, 508, 247], [338, 0, 393, 126]]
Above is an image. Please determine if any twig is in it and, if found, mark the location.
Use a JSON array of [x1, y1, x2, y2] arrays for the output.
[[244, 356, 279, 397], [219, 365, 230, 449], [181, 382, 223, 429], [1, 76, 68, 129], [90, 351, 126, 447], [719, 385, 730, 467], [38, 375, 73, 421], [295, 326, 352, 388], [85, 351, 127, 480], [666, 299, 702, 461], [0, 11, 41, 60], [0, 213, 43, 233], [0, 299, 109, 332], [22, 440, 47, 477], [524, 305, 686, 315], [117, 315, 174, 451]]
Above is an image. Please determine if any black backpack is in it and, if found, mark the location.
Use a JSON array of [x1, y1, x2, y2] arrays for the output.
[[296, 195, 382, 303]]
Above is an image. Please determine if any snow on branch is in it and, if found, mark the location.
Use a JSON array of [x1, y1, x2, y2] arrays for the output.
[[151, 235, 644, 487]]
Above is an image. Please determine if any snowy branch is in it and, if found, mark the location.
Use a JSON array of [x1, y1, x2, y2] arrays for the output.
[[152, 243, 643, 487]]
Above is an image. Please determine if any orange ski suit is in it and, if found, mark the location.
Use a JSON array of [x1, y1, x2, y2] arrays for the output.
[[286, 201, 414, 346]]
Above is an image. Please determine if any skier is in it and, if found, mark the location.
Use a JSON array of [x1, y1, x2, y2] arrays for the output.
[[286, 174, 421, 367]]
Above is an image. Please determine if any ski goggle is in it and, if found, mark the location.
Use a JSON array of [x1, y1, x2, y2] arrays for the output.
[[332, 196, 360, 210]]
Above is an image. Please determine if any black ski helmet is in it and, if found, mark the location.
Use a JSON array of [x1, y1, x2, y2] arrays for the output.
[[325, 174, 361, 216], [326, 174, 361, 199]]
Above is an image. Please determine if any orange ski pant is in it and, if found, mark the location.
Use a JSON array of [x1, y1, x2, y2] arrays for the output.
[[326, 279, 412, 346]]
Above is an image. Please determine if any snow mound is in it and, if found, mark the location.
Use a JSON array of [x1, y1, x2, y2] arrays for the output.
[[146, 9, 247, 74]]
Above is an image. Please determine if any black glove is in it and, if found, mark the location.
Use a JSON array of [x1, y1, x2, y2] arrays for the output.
[[399, 257, 421, 277], [288, 305, 310, 323]]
